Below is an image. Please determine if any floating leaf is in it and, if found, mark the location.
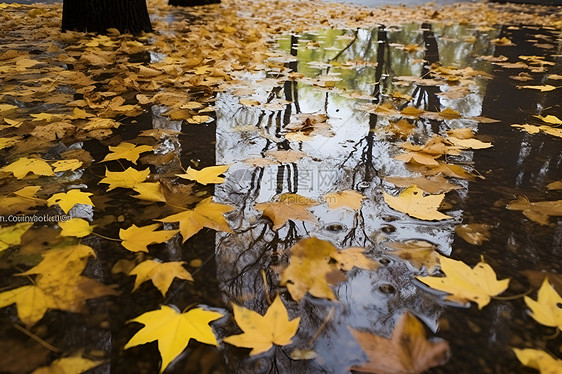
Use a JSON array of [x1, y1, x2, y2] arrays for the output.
[[102, 142, 153, 164], [524, 278, 562, 330], [129, 259, 193, 296], [455, 223, 493, 245], [59, 218, 93, 238], [534, 114, 562, 125], [99, 167, 150, 190], [159, 197, 234, 242], [323, 190, 365, 211], [517, 85, 557, 92], [52, 159, 83, 172], [384, 240, 440, 273], [507, 196, 562, 225], [18, 244, 95, 278], [0, 223, 33, 253], [31, 355, 102, 374], [119, 224, 179, 253], [350, 313, 450, 374], [513, 348, 562, 374], [385, 175, 461, 194], [383, 185, 452, 221], [47, 189, 94, 214], [255, 193, 318, 230], [176, 165, 231, 185], [417, 255, 510, 309], [1, 157, 54, 179], [125, 306, 223, 373], [223, 296, 300, 356]]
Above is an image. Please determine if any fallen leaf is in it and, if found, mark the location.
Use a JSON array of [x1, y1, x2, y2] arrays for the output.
[[176, 165, 231, 185], [18, 244, 95, 278], [323, 190, 365, 211], [132, 182, 166, 202], [417, 255, 510, 309], [99, 167, 150, 190], [47, 189, 94, 214], [384, 240, 440, 273], [350, 313, 450, 374], [524, 278, 562, 330], [102, 142, 154, 164], [333, 247, 378, 272], [1, 157, 54, 179], [385, 175, 461, 194], [0, 222, 33, 253], [383, 185, 452, 221], [51, 159, 83, 172], [546, 181, 562, 191], [455, 223, 492, 245], [125, 306, 223, 373], [159, 197, 234, 242], [119, 224, 179, 253], [507, 196, 562, 225], [513, 348, 562, 374], [534, 114, 562, 125], [31, 355, 102, 374], [223, 295, 300, 356], [129, 259, 193, 296], [59, 218, 93, 238], [517, 85, 557, 92], [255, 193, 318, 230]]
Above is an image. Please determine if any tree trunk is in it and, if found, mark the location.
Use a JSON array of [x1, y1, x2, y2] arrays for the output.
[[62, 0, 152, 34], [169, 0, 220, 6]]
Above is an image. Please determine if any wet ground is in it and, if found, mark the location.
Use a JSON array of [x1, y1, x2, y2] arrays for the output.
[[0, 1, 561, 374]]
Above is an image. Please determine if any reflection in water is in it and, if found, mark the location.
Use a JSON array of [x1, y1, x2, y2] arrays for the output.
[[209, 22, 521, 372]]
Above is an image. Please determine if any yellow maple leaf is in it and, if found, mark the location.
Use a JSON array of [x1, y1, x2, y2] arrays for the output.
[[0, 222, 33, 253], [47, 189, 94, 214], [159, 197, 234, 242], [507, 196, 562, 225], [129, 259, 193, 296], [254, 193, 318, 230], [132, 182, 166, 202], [417, 255, 510, 309], [447, 137, 493, 150], [0, 273, 117, 326], [323, 190, 365, 211], [534, 114, 562, 125], [99, 167, 150, 190], [383, 185, 452, 221], [125, 306, 223, 373], [18, 244, 95, 278], [0, 186, 46, 216], [384, 240, 441, 274], [176, 165, 231, 185], [0, 137, 18, 150], [31, 355, 102, 374], [524, 278, 562, 330], [102, 142, 153, 164], [223, 296, 300, 356], [59, 218, 93, 238], [513, 348, 562, 374], [1, 157, 54, 179], [119, 224, 179, 253], [517, 85, 557, 92], [52, 159, 83, 172]]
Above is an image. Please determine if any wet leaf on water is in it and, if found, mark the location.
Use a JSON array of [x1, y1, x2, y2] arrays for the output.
[[17, 244, 95, 277], [125, 306, 223, 373], [158, 197, 234, 242], [417, 255, 510, 309], [534, 114, 562, 125], [119, 224, 179, 253], [51, 159, 83, 172], [0, 186, 46, 215], [383, 185, 453, 221], [264, 150, 307, 164], [546, 180, 562, 191], [99, 167, 150, 190], [0, 157, 54, 179], [323, 190, 365, 211], [58, 218, 93, 238], [350, 313, 450, 374], [384, 240, 440, 274], [512, 124, 562, 138], [132, 182, 167, 202], [385, 175, 461, 194], [513, 348, 562, 374], [0, 222, 33, 253], [516, 85, 558, 92], [507, 196, 562, 225], [255, 193, 318, 230], [102, 142, 154, 164], [31, 355, 102, 374], [47, 189, 94, 214], [223, 295, 300, 356], [176, 165, 231, 185], [524, 278, 562, 330], [455, 223, 493, 245], [129, 259, 193, 296]]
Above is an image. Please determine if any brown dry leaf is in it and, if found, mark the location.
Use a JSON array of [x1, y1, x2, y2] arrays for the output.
[[384, 240, 441, 273], [255, 193, 318, 230], [350, 313, 450, 374], [507, 196, 562, 225], [385, 175, 461, 194], [455, 223, 492, 245], [383, 119, 415, 139]]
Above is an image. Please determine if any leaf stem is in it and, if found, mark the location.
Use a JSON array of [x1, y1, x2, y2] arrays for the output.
[[13, 323, 60, 352], [492, 289, 533, 301], [91, 232, 122, 242]]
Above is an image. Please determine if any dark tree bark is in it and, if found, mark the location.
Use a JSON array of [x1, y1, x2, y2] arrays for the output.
[[62, 0, 152, 34], [169, 0, 220, 6]]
